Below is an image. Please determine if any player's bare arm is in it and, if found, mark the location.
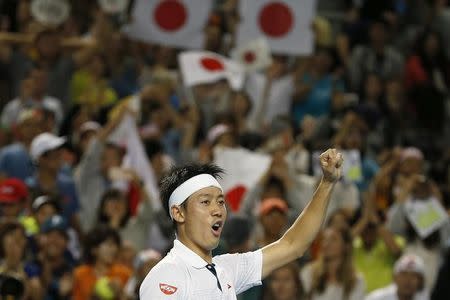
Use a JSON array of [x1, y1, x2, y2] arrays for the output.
[[261, 148, 343, 278]]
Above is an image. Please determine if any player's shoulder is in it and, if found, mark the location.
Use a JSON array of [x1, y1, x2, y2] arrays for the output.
[[139, 254, 188, 298]]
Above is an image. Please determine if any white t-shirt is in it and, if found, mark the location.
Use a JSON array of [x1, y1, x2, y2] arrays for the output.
[[365, 284, 430, 300], [140, 240, 262, 299]]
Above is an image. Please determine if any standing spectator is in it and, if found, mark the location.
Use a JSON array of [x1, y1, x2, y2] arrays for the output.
[[301, 225, 366, 300], [72, 225, 132, 300], [348, 19, 404, 92], [0, 108, 43, 180], [26, 133, 80, 233], [352, 199, 404, 292], [96, 185, 153, 252], [366, 254, 429, 300]]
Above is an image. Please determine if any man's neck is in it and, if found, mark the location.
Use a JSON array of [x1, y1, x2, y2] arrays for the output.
[[177, 235, 212, 264], [37, 168, 58, 190]]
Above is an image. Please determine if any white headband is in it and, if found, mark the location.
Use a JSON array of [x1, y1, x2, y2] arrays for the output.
[[169, 174, 223, 219]]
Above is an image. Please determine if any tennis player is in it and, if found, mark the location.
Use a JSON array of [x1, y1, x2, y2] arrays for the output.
[[140, 149, 343, 299]]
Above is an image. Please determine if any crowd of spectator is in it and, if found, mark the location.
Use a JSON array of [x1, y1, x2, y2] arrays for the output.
[[0, 0, 449, 299]]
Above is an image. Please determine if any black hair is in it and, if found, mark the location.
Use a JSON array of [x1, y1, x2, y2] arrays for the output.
[[160, 163, 225, 226], [144, 139, 164, 160], [97, 189, 131, 228], [0, 222, 26, 258], [83, 225, 121, 265]]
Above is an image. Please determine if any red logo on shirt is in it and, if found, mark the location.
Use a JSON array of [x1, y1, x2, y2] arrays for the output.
[[159, 283, 178, 295], [227, 283, 232, 289]]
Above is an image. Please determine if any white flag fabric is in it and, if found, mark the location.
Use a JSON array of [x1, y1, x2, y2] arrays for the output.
[[231, 38, 272, 72], [405, 197, 449, 239], [213, 146, 272, 211], [108, 115, 161, 209], [178, 51, 245, 90], [123, 0, 212, 49], [236, 0, 317, 55]]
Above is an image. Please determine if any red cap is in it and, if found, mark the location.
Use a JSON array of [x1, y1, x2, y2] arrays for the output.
[[0, 178, 29, 203], [259, 198, 288, 216]]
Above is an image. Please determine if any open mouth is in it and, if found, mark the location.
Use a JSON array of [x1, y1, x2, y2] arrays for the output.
[[211, 221, 223, 236]]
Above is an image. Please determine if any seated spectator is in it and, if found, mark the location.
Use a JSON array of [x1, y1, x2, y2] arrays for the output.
[[366, 254, 429, 300], [72, 225, 132, 300], [263, 262, 306, 300], [29, 215, 76, 300], [0, 108, 43, 180], [301, 225, 366, 300], [0, 178, 28, 223], [0, 222, 43, 300]]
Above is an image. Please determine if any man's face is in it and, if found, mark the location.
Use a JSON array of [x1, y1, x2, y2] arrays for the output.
[[44, 230, 67, 259], [180, 186, 227, 254], [395, 271, 422, 298], [39, 148, 63, 173]]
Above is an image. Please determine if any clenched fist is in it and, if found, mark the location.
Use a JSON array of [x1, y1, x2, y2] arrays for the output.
[[320, 149, 343, 183]]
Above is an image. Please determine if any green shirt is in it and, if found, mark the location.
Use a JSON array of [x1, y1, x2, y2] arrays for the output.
[[353, 236, 405, 292]]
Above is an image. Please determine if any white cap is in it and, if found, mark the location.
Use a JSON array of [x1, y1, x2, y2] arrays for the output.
[[31, 133, 66, 161], [394, 254, 425, 276]]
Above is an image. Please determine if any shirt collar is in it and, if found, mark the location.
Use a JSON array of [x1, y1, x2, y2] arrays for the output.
[[172, 239, 210, 269]]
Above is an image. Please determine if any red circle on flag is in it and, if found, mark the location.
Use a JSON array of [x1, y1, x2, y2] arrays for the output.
[[258, 2, 294, 38], [243, 51, 256, 64], [154, 0, 187, 32], [200, 57, 225, 71], [225, 185, 247, 212]]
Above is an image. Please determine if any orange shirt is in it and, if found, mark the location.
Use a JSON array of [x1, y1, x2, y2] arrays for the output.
[[72, 264, 132, 300]]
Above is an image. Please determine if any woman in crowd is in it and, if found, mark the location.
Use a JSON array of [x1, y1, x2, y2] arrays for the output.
[[301, 225, 366, 300], [263, 262, 306, 300]]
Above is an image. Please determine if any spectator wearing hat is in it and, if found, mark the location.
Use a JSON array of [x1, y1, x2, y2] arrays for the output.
[[366, 254, 429, 300], [124, 249, 162, 300], [28, 215, 76, 300], [256, 198, 289, 248], [0, 108, 44, 181], [0, 178, 28, 223], [21, 195, 60, 236], [0, 222, 43, 300], [25, 132, 80, 234]]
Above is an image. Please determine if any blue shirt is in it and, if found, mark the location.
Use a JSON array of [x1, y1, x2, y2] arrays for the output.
[[292, 74, 345, 125], [0, 143, 34, 180], [26, 173, 80, 221]]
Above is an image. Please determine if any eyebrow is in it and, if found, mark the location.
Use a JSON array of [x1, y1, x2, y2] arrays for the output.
[[197, 193, 224, 199]]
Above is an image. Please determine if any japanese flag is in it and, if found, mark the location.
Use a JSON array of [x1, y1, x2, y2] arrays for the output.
[[123, 0, 212, 49], [213, 147, 272, 212], [231, 38, 272, 72], [178, 51, 245, 90], [236, 0, 317, 55]]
